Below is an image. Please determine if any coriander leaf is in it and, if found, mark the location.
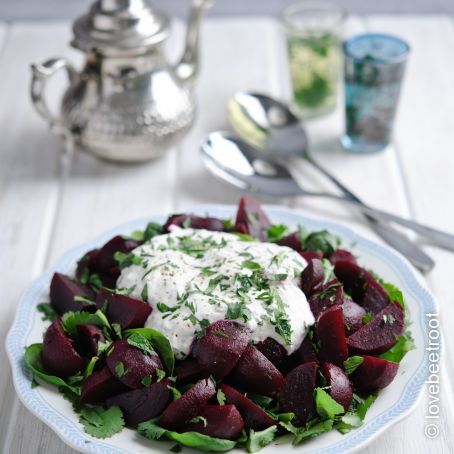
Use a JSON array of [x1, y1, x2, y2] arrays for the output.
[[61, 310, 110, 338], [143, 222, 165, 242], [138, 418, 167, 440], [293, 419, 333, 445], [378, 332, 415, 363], [267, 224, 288, 242], [216, 388, 226, 405], [246, 426, 277, 453], [343, 356, 364, 375], [79, 405, 125, 439], [303, 230, 341, 255], [314, 388, 344, 419], [84, 356, 99, 379], [126, 332, 156, 355], [36, 303, 57, 322], [125, 328, 174, 374], [24, 344, 79, 393], [115, 362, 126, 378]]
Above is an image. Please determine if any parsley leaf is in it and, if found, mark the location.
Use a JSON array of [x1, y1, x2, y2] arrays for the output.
[[79, 405, 125, 439], [126, 332, 156, 355], [267, 224, 288, 242]]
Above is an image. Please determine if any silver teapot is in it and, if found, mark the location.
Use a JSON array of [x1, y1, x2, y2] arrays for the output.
[[31, 0, 211, 162]]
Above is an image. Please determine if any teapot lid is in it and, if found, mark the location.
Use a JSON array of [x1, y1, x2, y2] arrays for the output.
[[72, 0, 169, 55]]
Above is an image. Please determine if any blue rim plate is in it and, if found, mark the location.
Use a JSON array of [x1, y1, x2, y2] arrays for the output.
[[6, 205, 438, 454]]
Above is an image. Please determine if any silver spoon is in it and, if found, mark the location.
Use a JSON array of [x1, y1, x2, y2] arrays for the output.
[[228, 92, 434, 272], [200, 131, 454, 256]]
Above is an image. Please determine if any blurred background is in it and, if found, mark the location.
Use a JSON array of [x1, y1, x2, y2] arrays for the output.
[[0, 0, 453, 20]]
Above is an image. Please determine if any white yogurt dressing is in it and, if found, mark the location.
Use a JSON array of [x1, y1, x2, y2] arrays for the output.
[[117, 228, 315, 359]]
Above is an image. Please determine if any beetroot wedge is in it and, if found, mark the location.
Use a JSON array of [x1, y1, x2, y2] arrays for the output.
[[41, 319, 85, 378], [96, 235, 140, 278], [50, 272, 95, 315], [321, 362, 353, 412], [309, 279, 344, 319], [193, 320, 250, 379], [159, 378, 216, 431], [277, 232, 302, 251], [80, 365, 127, 404], [106, 378, 171, 427], [96, 288, 152, 330], [76, 324, 105, 357], [106, 339, 163, 389], [286, 336, 318, 371], [164, 214, 224, 232], [221, 384, 276, 430], [334, 261, 390, 314], [76, 249, 99, 282], [300, 251, 323, 262], [230, 345, 284, 396], [347, 302, 404, 355], [300, 259, 324, 297], [175, 357, 207, 385], [342, 300, 366, 334], [255, 337, 288, 371], [328, 249, 357, 266], [183, 405, 244, 440], [282, 362, 317, 426], [351, 356, 399, 392], [317, 306, 348, 366], [234, 196, 272, 241]]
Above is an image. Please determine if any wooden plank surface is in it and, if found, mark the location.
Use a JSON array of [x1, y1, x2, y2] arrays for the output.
[[0, 15, 452, 453]]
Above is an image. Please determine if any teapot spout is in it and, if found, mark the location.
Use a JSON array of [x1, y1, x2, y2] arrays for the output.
[[176, 0, 212, 85]]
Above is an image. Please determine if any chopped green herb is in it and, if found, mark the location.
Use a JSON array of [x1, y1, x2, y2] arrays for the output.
[[112, 323, 122, 339], [363, 312, 374, 324], [157, 302, 179, 313], [212, 328, 229, 338], [127, 332, 156, 355], [293, 419, 334, 445], [141, 375, 153, 387], [36, 303, 57, 322], [156, 369, 166, 381], [225, 301, 251, 323], [115, 362, 126, 378], [216, 388, 226, 405], [378, 331, 415, 363], [314, 388, 344, 419], [343, 356, 364, 375], [114, 251, 143, 270], [141, 284, 149, 301], [73, 295, 96, 305], [267, 224, 288, 242]]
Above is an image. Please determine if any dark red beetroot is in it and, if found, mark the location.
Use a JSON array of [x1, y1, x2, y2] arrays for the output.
[[183, 405, 244, 440], [309, 279, 344, 318], [96, 235, 140, 277], [300, 251, 323, 262], [286, 336, 318, 371], [230, 345, 285, 396], [347, 302, 404, 355], [164, 214, 224, 232], [282, 362, 318, 426], [106, 378, 171, 427], [321, 362, 353, 412], [96, 288, 152, 330], [255, 337, 288, 371], [342, 300, 366, 334], [334, 261, 390, 314], [75, 249, 99, 282], [317, 306, 348, 366], [221, 384, 276, 430], [80, 365, 127, 404], [106, 339, 163, 389], [351, 356, 399, 392], [159, 378, 216, 431], [234, 196, 272, 241], [41, 319, 85, 378], [300, 259, 325, 297], [175, 357, 207, 385], [277, 232, 302, 251], [50, 273, 95, 315], [76, 324, 105, 357], [328, 249, 357, 266], [193, 320, 250, 379]]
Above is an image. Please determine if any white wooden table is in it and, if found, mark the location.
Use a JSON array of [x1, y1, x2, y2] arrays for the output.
[[0, 15, 453, 454]]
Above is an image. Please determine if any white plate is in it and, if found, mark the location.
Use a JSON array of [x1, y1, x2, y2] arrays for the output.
[[6, 205, 437, 454]]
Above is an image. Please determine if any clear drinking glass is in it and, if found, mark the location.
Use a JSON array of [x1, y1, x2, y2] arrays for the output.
[[281, 1, 345, 119], [341, 33, 410, 153]]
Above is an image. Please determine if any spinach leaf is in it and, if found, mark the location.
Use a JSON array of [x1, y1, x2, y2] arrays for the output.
[[246, 426, 277, 453], [293, 419, 333, 446], [61, 310, 110, 338], [343, 356, 364, 375], [314, 388, 344, 419], [378, 332, 415, 363]]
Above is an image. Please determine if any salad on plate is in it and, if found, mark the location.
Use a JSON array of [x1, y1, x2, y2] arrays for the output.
[[24, 197, 415, 452]]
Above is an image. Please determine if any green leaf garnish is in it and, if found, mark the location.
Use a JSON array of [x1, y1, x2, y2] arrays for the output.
[[292, 419, 334, 445], [79, 405, 125, 439], [216, 388, 226, 405], [301, 230, 341, 255], [61, 310, 110, 338], [267, 224, 288, 242], [378, 332, 415, 363], [114, 251, 143, 270], [246, 426, 277, 453], [343, 356, 364, 375], [36, 303, 57, 322], [314, 388, 344, 419]]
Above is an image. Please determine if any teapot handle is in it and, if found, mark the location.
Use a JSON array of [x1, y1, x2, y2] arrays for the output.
[[30, 58, 77, 134]]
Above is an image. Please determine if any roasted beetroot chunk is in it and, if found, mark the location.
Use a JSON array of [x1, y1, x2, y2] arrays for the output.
[[193, 320, 250, 379], [317, 306, 348, 366], [80, 366, 127, 404], [351, 356, 399, 392], [277, 232, 302, 251], [106, 339, 163, 389], [300, 259, 324, 297], [328, 249, 357, 266], [76, 324, 105, 357], [255, 337, 288, 371], [50, 272, 95, 315], [341, 300, 366, 334], [41, 319, 85, 378], [96, 288, 152, 330], [230, 345, 285, 396], [347, 303, 404, 355], [282, 362, 317, 426], [96, 235, 140, 279], [334, 261, 390, 314], [287, 336, 318, 371], [184, 405, 244, 440], [221, 384, 276, 430], [309, 279, 344, 319], [106, 379, 171, 427], [164, 214, 224, 232], [321, 362, 353, 412], [174, 357, 207, 385], [75, 249, 99, 282], [234, 196, 272, 241], [159, 378, 216, 431]]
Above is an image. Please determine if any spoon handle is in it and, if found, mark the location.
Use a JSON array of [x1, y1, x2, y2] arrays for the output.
[[301, 154, 434, 272]]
